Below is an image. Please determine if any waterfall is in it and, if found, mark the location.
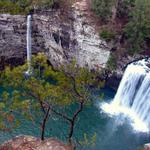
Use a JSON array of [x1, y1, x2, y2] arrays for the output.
[[102, 59, 150, 132], [25, 15, 32, 75]]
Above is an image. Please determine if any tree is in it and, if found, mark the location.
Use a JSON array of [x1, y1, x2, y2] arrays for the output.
[[0, 0, 56, 14], [92, 0, 115, 22], [0, 53, 103, 146], [92, 0, 136, 23], [125, 0, 150, 53], [116, 0, 135, 18], [0, 92, 18, 132]]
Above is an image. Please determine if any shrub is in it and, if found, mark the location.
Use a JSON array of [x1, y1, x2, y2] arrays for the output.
[[0, 0, 22, 14], [0, 0, 56, 14], [124, 0, 150, 54], [99, 28, 116, 42], [107, 54, 117, 70], [117, 0, 135, 18], [92, 0, 114, 22]]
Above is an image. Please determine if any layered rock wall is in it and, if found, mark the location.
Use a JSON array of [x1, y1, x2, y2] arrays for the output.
[[0, 14, 44, 69], [0, 1, 110, 70]]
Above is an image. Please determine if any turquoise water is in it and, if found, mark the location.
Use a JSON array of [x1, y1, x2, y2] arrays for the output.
[[0, 87, 149, 150]]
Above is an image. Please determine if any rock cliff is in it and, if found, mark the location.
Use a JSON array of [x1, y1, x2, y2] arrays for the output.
[[0, 14, 44, 69], [0, 0, 110, 70]]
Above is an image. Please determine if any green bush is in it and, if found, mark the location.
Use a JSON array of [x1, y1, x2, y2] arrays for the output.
[[0, 0, 22, 14], [124, 0, 150, 54], [0, 0, 55, 14], [92, 0, 114, 22], [117, 0, 135, 18], [107, 54, 117, 70], [99, 28, 116, 42]]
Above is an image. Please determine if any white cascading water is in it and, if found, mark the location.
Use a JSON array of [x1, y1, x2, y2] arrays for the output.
[[102, 59, 150, 132], [25, 15, 32, 75]]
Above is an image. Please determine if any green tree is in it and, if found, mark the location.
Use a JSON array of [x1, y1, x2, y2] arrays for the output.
[[125, 0, 150, 53], [92, 0, 136, 22], [116, 0, 135, 18], [92, 0, 115, 22], [0, 53, 103, 146], [0, 0, 55, 14]]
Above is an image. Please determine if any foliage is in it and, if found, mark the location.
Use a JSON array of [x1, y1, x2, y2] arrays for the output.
[[0, 91, 21, 131], [92, 0, 115, 22], [0, 0, 55, 14], [124, 0, 150, 54], [106, 54, 117, 70], [78, 133, 97, 149], [92, 0, 150, 54], [0, 0, 23, 14], [99, 28, 116, 42], [116, 0, 135, 18], [0, 53, 103, 143], [92, 0, 136, 21]]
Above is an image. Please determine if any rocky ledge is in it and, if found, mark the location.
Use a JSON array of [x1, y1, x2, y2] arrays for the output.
[[143, 143, 150, 150], [0, 136, 72, 150]]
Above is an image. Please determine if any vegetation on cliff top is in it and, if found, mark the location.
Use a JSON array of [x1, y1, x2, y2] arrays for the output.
[[0, 0, 57, 14], [92, 0, 150, 55]]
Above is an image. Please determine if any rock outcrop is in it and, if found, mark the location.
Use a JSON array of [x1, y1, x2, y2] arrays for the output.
[[143, 143, 150, 150], [0, 0, 110, 70], [139, 143, 150, 150], [71, 0, 110, 69], [0, 14, 44, 69], [0, 136, 72, 150]]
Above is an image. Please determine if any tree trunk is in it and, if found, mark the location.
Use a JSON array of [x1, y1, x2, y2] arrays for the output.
[[68, 101, 84, 144], [41, 106, 50, 141], [68, 121, 74, 144]]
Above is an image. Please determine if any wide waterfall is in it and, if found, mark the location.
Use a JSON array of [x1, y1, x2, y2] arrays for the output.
[[25, 15, 32, 75], [102, 59, 150, 132]]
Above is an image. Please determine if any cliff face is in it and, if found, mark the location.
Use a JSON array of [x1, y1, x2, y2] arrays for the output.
[[0, 14, 44, 69], [0, 0, 110, 70]]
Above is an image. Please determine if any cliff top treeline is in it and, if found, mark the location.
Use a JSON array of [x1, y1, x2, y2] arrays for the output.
[[0, 0, 60, 14], [92, 0, 150, 55]]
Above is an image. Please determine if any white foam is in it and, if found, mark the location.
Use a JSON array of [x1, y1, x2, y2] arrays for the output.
[[102, 62, 150, 133], [101, 101, 149, 132]]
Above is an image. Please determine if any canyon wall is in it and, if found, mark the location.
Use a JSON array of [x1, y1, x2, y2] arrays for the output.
[[0, 14, 45, 69], [0, 4, 110, 70]]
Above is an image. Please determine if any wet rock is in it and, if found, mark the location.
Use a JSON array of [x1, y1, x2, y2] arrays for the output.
[[143, 143, 150, 150]]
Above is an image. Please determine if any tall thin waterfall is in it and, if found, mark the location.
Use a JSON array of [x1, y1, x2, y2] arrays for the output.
[[102, 60, 150, 132], [25, 15, 32, 75]]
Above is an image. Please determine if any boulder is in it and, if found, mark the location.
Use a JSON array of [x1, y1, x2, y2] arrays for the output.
[[0, 136, 73, 150], [143, 143, 150, 150]]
